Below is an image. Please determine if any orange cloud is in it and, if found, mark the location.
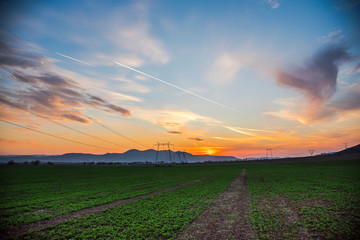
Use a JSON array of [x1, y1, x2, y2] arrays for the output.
[[168, 131, 182, 134]]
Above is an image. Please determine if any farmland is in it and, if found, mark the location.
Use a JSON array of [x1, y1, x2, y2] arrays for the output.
[[0, 159, 359, 239]]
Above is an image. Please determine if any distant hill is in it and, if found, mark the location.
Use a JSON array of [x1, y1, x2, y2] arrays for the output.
[[1, 144, 359, 165], [336, 144, 360, 155], [257, 144, 360, 163], [0, 149, 239, 164]]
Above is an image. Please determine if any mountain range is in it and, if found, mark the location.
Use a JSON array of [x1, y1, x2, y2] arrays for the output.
[[1, 144, 359, 165], [0, 149, 239, 164]]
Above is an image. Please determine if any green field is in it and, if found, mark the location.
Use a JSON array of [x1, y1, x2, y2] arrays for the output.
[[1, 159, 359, 239]]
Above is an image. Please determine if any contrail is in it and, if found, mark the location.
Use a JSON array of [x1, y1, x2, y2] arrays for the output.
[[114, 62, 245, 114], [55, 51, 248, 115], [56, 52, 91, 65]]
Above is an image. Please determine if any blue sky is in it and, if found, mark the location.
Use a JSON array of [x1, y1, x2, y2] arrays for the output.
[[0, 0, 359, 157]]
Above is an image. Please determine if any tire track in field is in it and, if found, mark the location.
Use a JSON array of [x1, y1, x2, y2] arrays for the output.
[[177, 169, 255, 240], [0, 176, 209, 240]]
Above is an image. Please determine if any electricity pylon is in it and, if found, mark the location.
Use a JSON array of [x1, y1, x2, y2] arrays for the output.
[[154, 141, 173, 164], [266, 148, 273, 158], [309, 149, 315, 156]]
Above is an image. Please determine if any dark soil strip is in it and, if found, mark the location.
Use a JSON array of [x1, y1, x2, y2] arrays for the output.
[[1, 177, 207, 240], [177, 169, 255, 240]]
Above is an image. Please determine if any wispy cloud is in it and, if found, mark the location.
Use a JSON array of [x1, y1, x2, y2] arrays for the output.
[[224, 126, 277, 137], [110, 77, 150, 93], [188, 137, 204, 142], [109, 23, 169, 65], [168, 131, 182, 134], [275, 45, 351, 123], [53, 2, 169, 67], [265, 0, 280, 9], [115, 62, 243, 114], [0, 32, 46, 69], [0, 36, 132, 124], [318, 30, 344, 44], [158, 122, 180, 127], [207, 54, 242, 85], [133, 108, 221, 132], [267, 82, 360, 124], [106, 91, 143, 103]]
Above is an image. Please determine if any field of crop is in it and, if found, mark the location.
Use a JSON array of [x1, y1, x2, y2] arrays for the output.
[[1, 159, 359, 239], [247, 160, 360, 239]]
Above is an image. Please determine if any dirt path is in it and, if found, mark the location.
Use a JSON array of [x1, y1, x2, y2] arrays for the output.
[[1, 177, 207, 240], [177, 169, 255, 240]]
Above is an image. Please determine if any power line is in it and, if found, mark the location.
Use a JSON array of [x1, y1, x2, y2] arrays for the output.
[[94, 121, 148, 148], [0, 119, 116, 151], [0, 64, 150, 149], [0, 93, 129, 148], [0, 27, 151, 149]]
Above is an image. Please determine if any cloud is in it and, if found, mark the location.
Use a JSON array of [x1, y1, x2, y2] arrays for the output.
[[60, 113, 90, 123], [0, 32, 46, 69], [275, 45, 351, 122], [318, 30, 344, 44], [349, 57, 360, 74], [0, 138, 38, 146], [208, 54, 242, 85], [110, 23, 169, 65], [265, 0, 280, 9], [113, 55, 144, 67], [331, 82, 360, 112], [267, 82, 360, 123], [0, 36, 132, 123], [188, 137, 204, 142], [168, 131, 182, 134], [225, 126, 278, 137], [158, 122, 180, 127], [57, 2, 170, 67], [134, 108, 221, 132], [107, 92, 143, 103], [104, 103, 131, 116], [111, 77, 150, 93]]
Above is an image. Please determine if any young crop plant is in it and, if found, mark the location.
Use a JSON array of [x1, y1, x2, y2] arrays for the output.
[[247, 160, 360, 239], [0, 164, 222, 231], [20, 172, 239, 239]]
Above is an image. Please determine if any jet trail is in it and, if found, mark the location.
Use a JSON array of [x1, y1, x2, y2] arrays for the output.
[[55, 51, 247, 115], [56, 52, 91, 65], [114, 62, 247, 114]]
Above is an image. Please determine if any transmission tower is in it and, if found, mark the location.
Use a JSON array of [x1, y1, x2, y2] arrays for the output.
[[154, 141, 173, 164], [343, 142, 348, 149], [176, 151, 188, 164], [266, 148, 273, 158], [309, 149, 315, 156]]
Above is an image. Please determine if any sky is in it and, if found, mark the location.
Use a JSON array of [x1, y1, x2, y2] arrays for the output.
[[0, 0, 359, 158]]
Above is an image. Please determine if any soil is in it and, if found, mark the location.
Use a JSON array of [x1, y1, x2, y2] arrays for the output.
[[177, 169, 255, 240], [0, 177, 207, 240]]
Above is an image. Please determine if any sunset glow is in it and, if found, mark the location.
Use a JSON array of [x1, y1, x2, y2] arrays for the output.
[[0, 0, 359, 158]]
